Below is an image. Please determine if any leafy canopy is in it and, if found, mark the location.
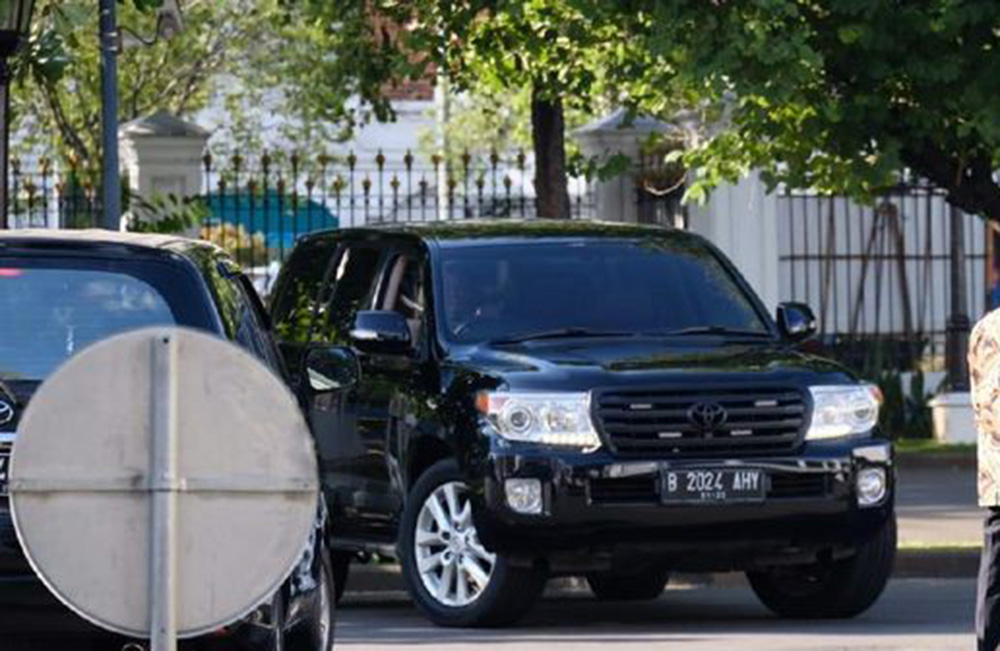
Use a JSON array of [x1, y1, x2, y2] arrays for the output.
[[621, 0, 1000, 218], [14, 0, 279, 164]]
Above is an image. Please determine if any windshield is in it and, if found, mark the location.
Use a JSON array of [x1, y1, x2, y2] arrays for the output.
[[437, 238, 770, 344], [0, 259, 200, 381]]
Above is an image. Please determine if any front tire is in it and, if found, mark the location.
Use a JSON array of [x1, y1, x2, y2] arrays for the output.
[[399, 459, 546, 627], [747, 517, 896, 618], [286, 544, 336, 651]]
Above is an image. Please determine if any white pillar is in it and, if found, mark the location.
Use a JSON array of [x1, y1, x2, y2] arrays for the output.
[[118, 111, 210, 225], [573, 109, 675, 224]]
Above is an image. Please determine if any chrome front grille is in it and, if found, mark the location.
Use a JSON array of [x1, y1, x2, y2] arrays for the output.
[[594, 386, 807, 456]]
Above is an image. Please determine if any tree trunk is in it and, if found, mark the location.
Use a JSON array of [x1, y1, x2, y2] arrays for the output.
[[531, 88, 570, 219], [902, 142, 1000, 224]]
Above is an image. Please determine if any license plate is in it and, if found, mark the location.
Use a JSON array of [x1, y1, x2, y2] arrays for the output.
[[0, 454, 8, 496], [661, 468, 766, 504]]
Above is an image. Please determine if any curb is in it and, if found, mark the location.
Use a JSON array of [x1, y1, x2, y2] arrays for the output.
[[344, 548, 983, 597]]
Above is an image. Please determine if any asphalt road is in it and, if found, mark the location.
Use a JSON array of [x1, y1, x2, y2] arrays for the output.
[[0, 577, 977, 650], [896, 463, 981, 546], [338, 578, 975, 650]]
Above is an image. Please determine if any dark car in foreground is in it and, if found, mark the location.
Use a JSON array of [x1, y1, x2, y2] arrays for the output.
[[271, 220, 895, 628], [0, 230, 334, 650]]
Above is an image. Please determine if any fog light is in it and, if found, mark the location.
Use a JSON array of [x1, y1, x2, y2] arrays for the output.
[[505, 478, 543, 515], [856, 467, 888, 507]]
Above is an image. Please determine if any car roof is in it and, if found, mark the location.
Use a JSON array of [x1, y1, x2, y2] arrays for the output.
[[298, 219, 701, 248], [0, 228, 221, 260]]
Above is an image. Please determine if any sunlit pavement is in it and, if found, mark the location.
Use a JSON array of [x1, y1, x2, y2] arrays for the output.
[[336, 578, 974, 651], [0, 577, 975, 649], [897, 464, 981, 546]]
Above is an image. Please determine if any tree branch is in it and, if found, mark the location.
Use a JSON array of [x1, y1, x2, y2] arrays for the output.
[[902, 141, 1000, 223], [41, 83, 90, 163]]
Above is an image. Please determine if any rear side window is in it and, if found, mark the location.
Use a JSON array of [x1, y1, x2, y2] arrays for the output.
[[312, 245, 383, 346], [271, 238, 339, 343], [0, 258, 209, 381]]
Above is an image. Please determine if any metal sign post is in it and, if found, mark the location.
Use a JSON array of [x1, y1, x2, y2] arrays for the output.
[[9, 328, 319, 647], [150, 333, 179, 651], [99, 0, 121, 230]]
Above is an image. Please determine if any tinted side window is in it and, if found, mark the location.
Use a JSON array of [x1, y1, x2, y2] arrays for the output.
[[377, 252, 427, 348], [312, 245, 382, 346], [204, 258, 244, 340], [272, 238, 339, 344], [229, 276, 284, 372]]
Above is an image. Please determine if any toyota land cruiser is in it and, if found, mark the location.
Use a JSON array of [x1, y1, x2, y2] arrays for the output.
[[271, 220, 895, 628]]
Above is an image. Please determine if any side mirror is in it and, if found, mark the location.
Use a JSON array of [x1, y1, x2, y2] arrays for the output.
[[304, 346, 360, 394], [350, 310, 412, 355], [776, 302, 817, 342]]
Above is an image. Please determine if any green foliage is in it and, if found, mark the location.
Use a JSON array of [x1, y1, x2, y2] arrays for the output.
[[14, 0, 278, 163], [620, 1, 1000, 218], [874, 368, 932, 440], [269, 1, 668, 216], [200, 221, 267, 261], [127, 193, 207, 234]]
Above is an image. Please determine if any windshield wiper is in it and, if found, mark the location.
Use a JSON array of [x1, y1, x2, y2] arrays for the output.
[[490, 328, 637, 345], [656, 326, 773, 338]]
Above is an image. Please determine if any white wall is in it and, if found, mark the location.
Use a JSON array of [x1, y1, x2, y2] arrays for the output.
[[687, 172, 781, 311]]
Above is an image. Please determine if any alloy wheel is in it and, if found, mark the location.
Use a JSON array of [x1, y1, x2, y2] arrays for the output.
[[414, 480, 496, 607]]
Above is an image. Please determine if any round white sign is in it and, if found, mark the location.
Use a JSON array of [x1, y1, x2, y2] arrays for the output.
[[9, 327, 319, 640]]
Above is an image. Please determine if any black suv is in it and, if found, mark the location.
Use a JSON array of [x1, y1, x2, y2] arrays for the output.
[[271, 221, 895, 628], [0, 230, 334, 650]]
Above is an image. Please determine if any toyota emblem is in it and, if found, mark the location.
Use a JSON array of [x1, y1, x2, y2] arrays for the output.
[[687, 401, 727, 430], [0, 400, 13, 426]]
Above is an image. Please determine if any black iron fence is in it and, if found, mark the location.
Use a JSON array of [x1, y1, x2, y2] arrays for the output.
[[200, 148, 598, 228], [777, 184, 989, 372], [7, 157, 102, 229], [5, 146, 693, 288]]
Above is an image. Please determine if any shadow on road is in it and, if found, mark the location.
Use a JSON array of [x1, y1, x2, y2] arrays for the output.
[[334, 579, 975, 648], [0, 578, 976, 650]]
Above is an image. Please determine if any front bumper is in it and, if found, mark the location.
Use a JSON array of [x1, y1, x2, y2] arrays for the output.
[[470, 437, 894, 572]]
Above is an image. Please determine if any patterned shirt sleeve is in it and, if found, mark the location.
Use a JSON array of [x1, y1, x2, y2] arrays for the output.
[[971, 312, 1000, 507]]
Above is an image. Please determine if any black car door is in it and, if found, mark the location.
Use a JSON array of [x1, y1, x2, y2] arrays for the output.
[[349, 242, 433, 538], [307, 240, 397, 542]]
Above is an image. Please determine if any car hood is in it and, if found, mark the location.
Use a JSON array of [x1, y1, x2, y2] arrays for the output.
[[448, 337, 853, 391]]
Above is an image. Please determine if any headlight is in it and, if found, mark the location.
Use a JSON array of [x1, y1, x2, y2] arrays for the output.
[[807, 384, 881, 439], [477, 392, 601, 450]]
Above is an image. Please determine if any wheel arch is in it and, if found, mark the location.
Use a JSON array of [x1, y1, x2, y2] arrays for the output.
[[407, 435, 454, 490]]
